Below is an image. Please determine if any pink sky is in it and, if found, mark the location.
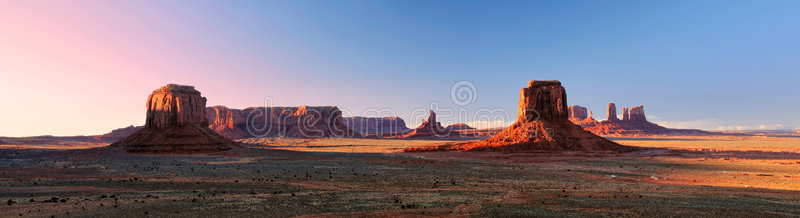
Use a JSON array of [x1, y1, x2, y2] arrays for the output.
[[0, 2, 321, 136]]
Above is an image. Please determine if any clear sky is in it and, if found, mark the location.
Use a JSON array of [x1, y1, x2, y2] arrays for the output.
[[1, 0, 799, 136]]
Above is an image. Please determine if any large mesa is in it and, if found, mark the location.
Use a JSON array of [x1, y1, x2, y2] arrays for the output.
[[205, 105, 361, 139], [111, 84, 236, 153]]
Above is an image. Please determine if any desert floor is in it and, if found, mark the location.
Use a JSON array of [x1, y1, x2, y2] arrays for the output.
[[1, 135, 799, 217]]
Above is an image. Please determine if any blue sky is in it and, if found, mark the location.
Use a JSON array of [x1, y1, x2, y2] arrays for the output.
[[1, 0, 799, 136]]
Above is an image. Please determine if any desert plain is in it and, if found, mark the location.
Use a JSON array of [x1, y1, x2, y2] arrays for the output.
[[1, 135, 799, 217]]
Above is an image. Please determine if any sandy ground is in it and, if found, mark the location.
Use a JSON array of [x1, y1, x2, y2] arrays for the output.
[[1, 135, 799, 217]]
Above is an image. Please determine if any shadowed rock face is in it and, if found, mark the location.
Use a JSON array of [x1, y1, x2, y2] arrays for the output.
[[629, 105, 646, 122], [606, 103, 619, 122], [342, 117, 409, 135], [111, 84, 236, 153], [94, 125, 143, 142], [446, 123, 475, 130], [568, 105, 588, 122], [406, 80, 626, 152]]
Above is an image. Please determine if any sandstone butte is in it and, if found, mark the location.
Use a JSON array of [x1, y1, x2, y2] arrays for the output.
[[405, 80, 629, 152], [206, 105, 361, 139], [111, 84, 237, 153], [568, 103, 708, 136]]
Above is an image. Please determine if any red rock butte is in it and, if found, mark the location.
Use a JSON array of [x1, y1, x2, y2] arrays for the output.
[[111, 84, 236, 153], [398, 110, 450, 138], [406, 80, 628, 152]]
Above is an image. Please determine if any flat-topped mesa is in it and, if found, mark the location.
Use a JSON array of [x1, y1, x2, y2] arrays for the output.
[[205, 105, 361, 139], [629, 105, 647, 122], [145, 84, 209, 129], [517, 80, 568, 122], [568, 105, 588, 122], [342, 116, 409, 135], [606, 103, 619, 121], [111, 84, 236, 153]]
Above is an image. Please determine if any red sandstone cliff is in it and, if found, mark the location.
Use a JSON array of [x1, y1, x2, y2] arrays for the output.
[[111, 84, 236, 153]]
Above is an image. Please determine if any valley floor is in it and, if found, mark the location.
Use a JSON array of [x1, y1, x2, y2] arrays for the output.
[[1, 135, 799, 216]]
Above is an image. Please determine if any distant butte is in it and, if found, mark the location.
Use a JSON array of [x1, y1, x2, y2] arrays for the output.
[[406, 80, 628, 152], [398, 110, 450, 138], [111, 84, 236, 153], [569, 103, 709, 136]]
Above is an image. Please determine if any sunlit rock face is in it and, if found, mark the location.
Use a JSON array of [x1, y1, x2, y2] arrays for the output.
[[111, 84, 236, 153], [145, 84, 209, 129], [517, 80, 568, 123]]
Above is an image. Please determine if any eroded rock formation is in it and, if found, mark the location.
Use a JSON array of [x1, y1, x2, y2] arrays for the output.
[[205, 105, 360, 139], [572, 103, 708, 136], [399, 110, 450, 138], [111, 84, 236, 153], [406, 80, 626, 152]]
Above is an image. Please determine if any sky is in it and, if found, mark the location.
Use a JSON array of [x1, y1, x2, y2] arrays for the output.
[[1, 0, 799, 136]]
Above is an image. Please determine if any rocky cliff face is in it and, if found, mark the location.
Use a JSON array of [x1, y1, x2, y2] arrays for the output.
[[517, 80, 568, 122], [342, 117, 409, 135], [407, 80, 626, 152], [205, 105, 360, 139], [111, 84, 236, 153], [205, 106, 250, 139], [145, 84, 209, 129]]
